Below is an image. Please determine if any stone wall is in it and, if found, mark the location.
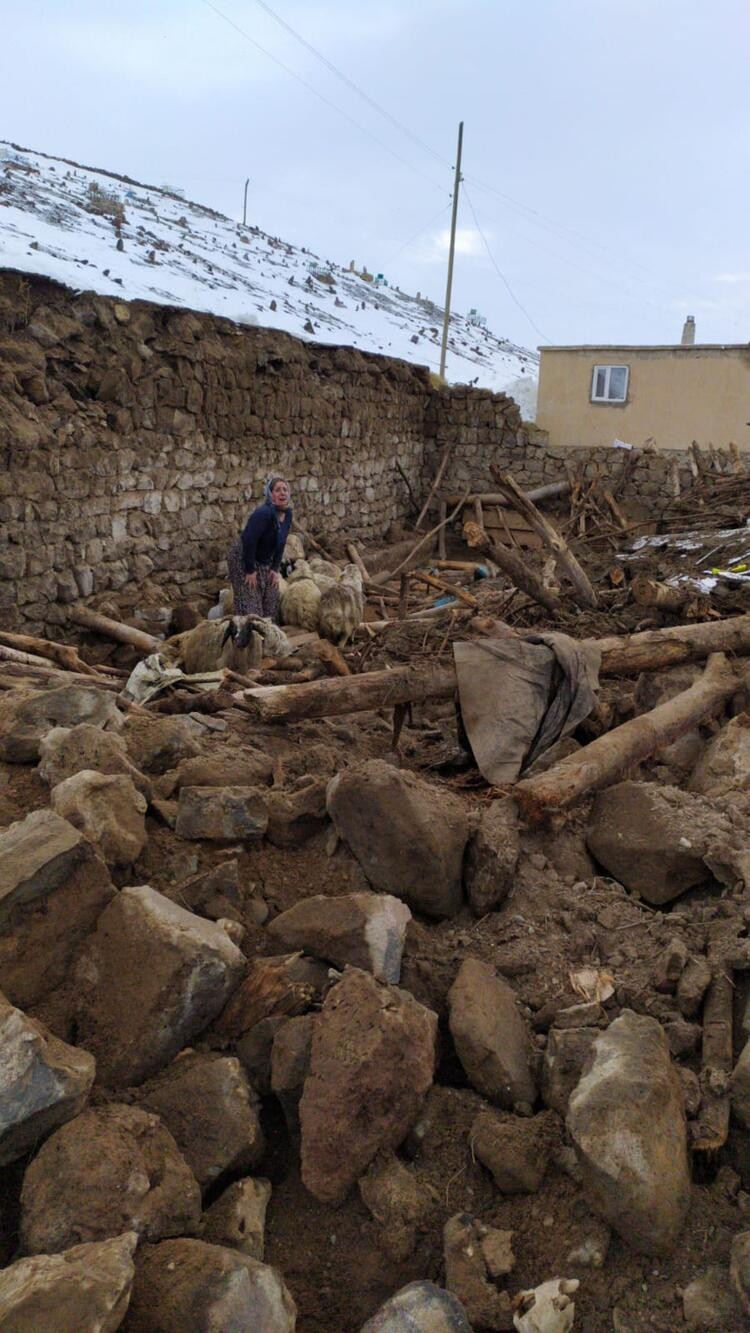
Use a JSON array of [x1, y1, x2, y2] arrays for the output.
[[0, 268, 685, 636]]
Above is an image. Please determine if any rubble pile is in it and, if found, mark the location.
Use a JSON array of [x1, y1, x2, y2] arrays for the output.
[[5, 469, 750, 1332]]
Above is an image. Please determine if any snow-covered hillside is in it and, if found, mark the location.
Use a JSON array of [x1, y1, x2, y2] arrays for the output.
[[0, 142, 538, 404]]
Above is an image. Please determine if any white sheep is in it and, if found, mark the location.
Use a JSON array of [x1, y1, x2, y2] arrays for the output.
[[279, 561, 321, 630], [207, 587, 233, 620], [309, 554, 340, 583], [318, 563, 364, 646]]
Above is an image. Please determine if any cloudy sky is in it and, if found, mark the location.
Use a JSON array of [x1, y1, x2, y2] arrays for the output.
[[2, 0, 749, 353]]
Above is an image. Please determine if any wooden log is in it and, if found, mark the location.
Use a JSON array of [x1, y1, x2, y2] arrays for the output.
[[68, 606, 159, 654], [631, 574, 692, 611], [444, 480, 571, 507], [416, 445, 451, 529], [238, 663, 457, 723], [310, 640, 352, 677], [399, 574, 410, 620], [489, 469, 598, 609], [463, 520, 561, 615], [408, 570, 479, 609], [371, 494, 468, 585], [513, 653, 742, 820], [435, 560, 485, 573], [438, 499, 448, 561], [0, 630, 102, 677], [593, 613, 750, 675], [346, 543, 370, 583], [692, 945, 733, 1153], [394, 460, 419, 514]]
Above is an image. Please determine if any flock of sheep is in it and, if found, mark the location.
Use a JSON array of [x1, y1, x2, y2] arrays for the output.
[[162, 539, 366, 676]]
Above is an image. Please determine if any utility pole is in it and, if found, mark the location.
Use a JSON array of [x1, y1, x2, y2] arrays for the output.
[[439, 121, 464, 382], [243, 178, 250, 227]]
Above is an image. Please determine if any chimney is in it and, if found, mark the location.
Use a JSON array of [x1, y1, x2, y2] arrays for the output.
[[681, 315, 696, 346]]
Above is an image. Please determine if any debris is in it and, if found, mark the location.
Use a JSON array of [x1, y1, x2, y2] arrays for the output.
[[471, 1108, 559, 1194], [0, 684, 124, 762], [443, 1212, 515, 1329], [174, 785, 269, 842], [358, 1149, 428, 1261], [267, 891, 412, 983], [201, 1177, 272, 1259], [360, 1280, 472, 1332], [125, 1238, 296, 1332], [50, 769, 148, 867], [447, 958, 535, 1108], [0, 994, 95, 1166], [513, 1278, 579, 1333], [568, 967, 615, 1004], [0, 1232, 137, 1333], [463, 796, 520, 916]]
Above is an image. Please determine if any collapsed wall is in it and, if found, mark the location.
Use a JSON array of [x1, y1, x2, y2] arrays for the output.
[[1, 267, 689, 636]]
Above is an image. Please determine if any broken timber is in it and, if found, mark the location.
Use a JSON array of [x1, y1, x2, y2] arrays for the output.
[[463, 521, 561, 615], [513, 653, 743, 821], [489, 468, 598, 610]]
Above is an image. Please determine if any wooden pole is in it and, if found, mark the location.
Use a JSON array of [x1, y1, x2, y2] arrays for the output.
[[513, 653, 742, 820], [68, 606, 159, 654], [489, 469, 598, 609], [237, 663, 457, 722], [439, 121, 464, 381], [416, 445, 451, 530], [463, 520, 561, 614]]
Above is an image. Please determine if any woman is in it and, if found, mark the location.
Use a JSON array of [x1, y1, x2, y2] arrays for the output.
[[227, 476, 292, 621]]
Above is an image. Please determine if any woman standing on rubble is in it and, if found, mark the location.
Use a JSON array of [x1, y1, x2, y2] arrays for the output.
[[227, 476, 292, 622]]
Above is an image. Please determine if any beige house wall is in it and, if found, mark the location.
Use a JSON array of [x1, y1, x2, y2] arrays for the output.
[[536, 344, 750, 451]]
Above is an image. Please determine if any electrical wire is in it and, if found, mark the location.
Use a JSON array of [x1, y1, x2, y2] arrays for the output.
[[248, 0, 452, 168], [463, 186, 552, 344], [198, 0, 448, 193]]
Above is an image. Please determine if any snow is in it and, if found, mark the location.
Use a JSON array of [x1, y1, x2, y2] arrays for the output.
[[0, 142, 539, 402]]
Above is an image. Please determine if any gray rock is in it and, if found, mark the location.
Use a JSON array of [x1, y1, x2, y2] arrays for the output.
[[0, 1232, 137, 1333], [567, 1010, 691, 1254], [327, 759, 470, 918], [51, 770, 148, 867], [0, 811, 115, 1010], [463, 796, 519, 916], [361, 1280, 472, 1332], [267, 891, 411, 983], [0, 686, 124, 763], [134, 1051, 264, 1189], [20, 1104, 201, 1255], [689, 714, 750, 797], [299, 967, 437, 1204], [175, 785, 269, 841], [0, 993, 95, 1166], [471, 1108, 558, 1194], [126, 1239, 296, 1332], [201, 1178, 271, 1259], [731, 1230, 750, 1317], [122, 714, 201, 775], [447, 958, 535, 1108], [586, 781, 729, 904], [0, 808, 84, 921], [74, 885, 245, 1086], [39, 723, 151, 798], [682, 1265, 742, 1329]]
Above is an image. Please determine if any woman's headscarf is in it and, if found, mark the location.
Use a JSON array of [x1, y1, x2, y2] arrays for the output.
[[264, 476, 291, 510]]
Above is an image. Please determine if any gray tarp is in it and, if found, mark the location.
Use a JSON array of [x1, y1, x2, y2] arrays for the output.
[[453, 630, 601, 784]]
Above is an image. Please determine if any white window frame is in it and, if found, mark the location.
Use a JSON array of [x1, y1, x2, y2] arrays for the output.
[[591, 364, 629, 403]]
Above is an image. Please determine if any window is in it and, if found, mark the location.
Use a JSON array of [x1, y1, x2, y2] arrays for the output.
[[591, 364, 629, 403]]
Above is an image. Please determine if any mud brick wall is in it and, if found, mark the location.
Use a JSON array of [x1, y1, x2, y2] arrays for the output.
[[1, 269, 685, 636]]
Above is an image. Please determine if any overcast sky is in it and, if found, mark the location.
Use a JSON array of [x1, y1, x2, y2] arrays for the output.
[[2, 0, 749, 353]]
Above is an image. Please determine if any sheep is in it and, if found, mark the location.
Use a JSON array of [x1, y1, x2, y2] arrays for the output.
[[317, 564, 364, 646], [162, 615, 294, 674], [309, 555, 340, 583], [207, 587, 233, 620], [280, 561, 321, 630]]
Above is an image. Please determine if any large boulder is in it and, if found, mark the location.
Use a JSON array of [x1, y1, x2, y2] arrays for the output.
[[74, 885, 245, 1086], [689, 714, 750, 797], [586, 781, 731, 904], [134, 1051, 264, 1189], [567, 1010, 691, 1254], [175, 785, 269, 841], [122, 714, 201, 775], [267, 892, 411, 984], [50, 770, 148, 868], [447, 958, 535, 1108], [327, 759, 470, 918], [0, 993, 95, 1166], [361, 1281, 472, 1332], [0, 809, 115, 1009], [299, 967, 437, 1204], [0, 686, 124, 763], [125, 1239, 296, 1332], [0, 1231, 137, 1333], [39, 723, 151, 797], [20, 1104, 201, 1255], [463, 796, 520, 916]]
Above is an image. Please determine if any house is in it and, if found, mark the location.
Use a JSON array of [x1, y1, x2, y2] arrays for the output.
[[535, 319, 750, 451]]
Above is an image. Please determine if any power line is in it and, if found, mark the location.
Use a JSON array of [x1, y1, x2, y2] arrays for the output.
[[198, 0, 447, 193], [248, 0, 451, 168], [463, 186, 552, 344]]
